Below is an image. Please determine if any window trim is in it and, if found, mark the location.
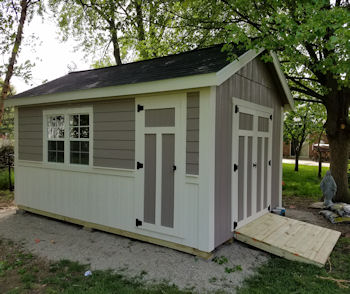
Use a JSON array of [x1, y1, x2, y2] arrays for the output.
[[43, 107, 93, 167]]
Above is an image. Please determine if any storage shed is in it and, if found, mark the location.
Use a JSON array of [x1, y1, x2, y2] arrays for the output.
[[6, 44, 294, 257]]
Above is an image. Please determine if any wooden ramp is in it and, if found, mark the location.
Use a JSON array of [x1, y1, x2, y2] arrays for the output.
[[234, 213, 341, 267]]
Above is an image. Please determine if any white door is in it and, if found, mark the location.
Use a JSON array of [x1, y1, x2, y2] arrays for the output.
[[231, 98, 273, 230], [134, 95, 186, 237]]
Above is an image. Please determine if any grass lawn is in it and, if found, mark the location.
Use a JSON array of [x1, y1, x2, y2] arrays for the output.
[[282, 163, 329, 199], [0, 240, 190, 294], [237, 237, 350, 294]]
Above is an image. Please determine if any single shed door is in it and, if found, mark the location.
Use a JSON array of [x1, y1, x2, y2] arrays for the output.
[[232, 98, 273, 230], [135, 96, 185, 237]]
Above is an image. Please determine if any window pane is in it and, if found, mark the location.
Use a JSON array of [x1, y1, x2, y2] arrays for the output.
[[48, 141, 56, 151], [57, 151, 64, 163], [80, 153, 89, 165], [70, 115, 79, 126], [80, 127, 89, 138], [48, 151, 57, 162], [81, 141, 89, 152], [70, 152, 80, 164], [48, 115, 64, 139], [80, 115, 89, 126], [57, 141, 64, 151], [70, 127, 79, 138], [70, 141, 80, 152]]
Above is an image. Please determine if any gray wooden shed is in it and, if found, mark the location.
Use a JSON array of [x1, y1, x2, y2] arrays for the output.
[[6, 44, 293, 257]]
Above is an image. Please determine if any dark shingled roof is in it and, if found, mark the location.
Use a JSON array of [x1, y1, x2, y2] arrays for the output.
[[13, 44, 244, 99]]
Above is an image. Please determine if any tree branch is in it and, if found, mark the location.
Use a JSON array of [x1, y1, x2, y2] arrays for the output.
[[290, 87, 325, 101]]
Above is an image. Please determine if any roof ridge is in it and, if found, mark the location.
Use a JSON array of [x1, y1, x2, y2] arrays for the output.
[[68, 43, 225, 75]]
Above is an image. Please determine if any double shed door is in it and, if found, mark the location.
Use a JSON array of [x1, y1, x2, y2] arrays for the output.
[[232, 99, 273, 230], [135, 95, 186, 238]]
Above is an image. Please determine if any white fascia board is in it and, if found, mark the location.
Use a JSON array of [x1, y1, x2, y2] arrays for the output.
[[5, 72, 216, 107], [215, 48, 265, 85], [270, 51, 294, 110]]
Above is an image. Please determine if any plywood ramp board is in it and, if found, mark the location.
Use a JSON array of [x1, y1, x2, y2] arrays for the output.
[[234, 213, 341, 267]]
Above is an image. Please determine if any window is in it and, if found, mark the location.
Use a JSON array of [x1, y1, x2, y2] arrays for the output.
[[47, 115, 65, 163], [69, 114, 90, 165], [44, 108, 92, 166]]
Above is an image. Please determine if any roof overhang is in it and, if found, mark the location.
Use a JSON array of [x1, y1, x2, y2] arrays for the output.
[[5, 48, 294, 109]]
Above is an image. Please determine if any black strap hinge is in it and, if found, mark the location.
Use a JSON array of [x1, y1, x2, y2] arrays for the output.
[[137, 104, 144, 112], [268, 205, 271, 212], [173, 165, 177, 171], [270, 114, 273, 120], [137, 162, 143, 169], [235, 105, 239, 113], [234, 164, 238, 172], [233, 221, 238, 229], [136, 219, 142, 227], [268, 160, 271, 166]]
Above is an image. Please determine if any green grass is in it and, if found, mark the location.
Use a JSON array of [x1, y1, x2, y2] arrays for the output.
[[237, 237, 350, 294], [0, 168, 14, 190], [0, 240, 191, 294], [282, 163, 329, 198]]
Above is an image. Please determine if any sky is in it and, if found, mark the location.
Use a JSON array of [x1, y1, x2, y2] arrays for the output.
[[11, 11, 90, 94]]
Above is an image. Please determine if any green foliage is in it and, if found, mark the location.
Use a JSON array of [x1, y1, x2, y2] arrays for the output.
[[282, 163, 329, 198], [0, 1, 42, 85], [49, 0, 204, 66], [212, 255, 228, 265], [284, 102, 326, 160]]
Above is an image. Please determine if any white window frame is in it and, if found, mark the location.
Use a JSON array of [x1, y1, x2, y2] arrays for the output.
[[43, 107, 93, 167]]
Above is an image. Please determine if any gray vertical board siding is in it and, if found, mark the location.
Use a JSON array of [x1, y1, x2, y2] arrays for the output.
[[256, 137, 262, 212], [144, 134, 156, 224], [214, 55, 284, 247], [186, 92, 199, 175], [239, 113, 253, 130], [247, 136, 253, 218], [258, 117, 269, 132], [214, 86, 233, 246], [145, 108, 175, 127], [161, 134, 175, 228], [93, 98, 135, 169], [237, 136, 244, 221], [271, 104, 282, 208], [264, 137, 269, 209], [18, 106, 43, 161]]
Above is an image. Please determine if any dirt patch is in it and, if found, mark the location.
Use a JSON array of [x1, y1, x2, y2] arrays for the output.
[[0, 191, 14, 211], [283, 196, 350, 236], [0, 208, 269, 293], [0, 239, 51, 293]]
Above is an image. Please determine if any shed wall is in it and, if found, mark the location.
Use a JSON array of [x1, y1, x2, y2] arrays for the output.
[[18, 107, 43, 161], [186, 92, 200, 175], [18, 93, 198, 172], [93, 98, 135, 169], [215, 57, 283, 247]]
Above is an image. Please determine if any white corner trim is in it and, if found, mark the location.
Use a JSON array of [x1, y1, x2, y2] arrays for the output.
[[216, 48, 264, 85], [270, 51, 294, 109]]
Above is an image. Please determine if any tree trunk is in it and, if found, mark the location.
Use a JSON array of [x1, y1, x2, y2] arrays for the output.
[[294, 153, 299, 171], [325, 89, 350, 203], [0, 0, 29, 125], [317, 129, 324, 178], [111, 28, 122, 65]]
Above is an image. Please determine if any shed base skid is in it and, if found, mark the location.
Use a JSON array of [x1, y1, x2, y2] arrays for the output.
[[17, 205, 213, 259]]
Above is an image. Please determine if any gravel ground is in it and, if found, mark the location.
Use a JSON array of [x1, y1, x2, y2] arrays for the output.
[[0, 208, 268, 293]]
